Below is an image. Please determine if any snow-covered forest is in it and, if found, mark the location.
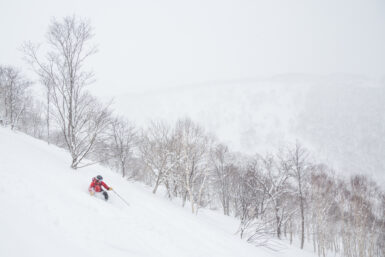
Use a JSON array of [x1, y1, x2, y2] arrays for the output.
[[1, 15, 384, 257]]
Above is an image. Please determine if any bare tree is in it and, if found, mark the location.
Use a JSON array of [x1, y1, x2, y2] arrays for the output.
[[23, 16, 110, 169], [258, 154, 294, 239], [110, 117, 137, 177], [235, 153, 295, 248], [174, 118, 210, 213], [0, 66, 31, 129], [210, 143, 233, 215], [19, 96, 45, 138], [236, 157, 268, 240], [139, 121, 178, 194], [308, 165, 339, 257], [288, 143, 310, 249], [41, 77, 52, 144]]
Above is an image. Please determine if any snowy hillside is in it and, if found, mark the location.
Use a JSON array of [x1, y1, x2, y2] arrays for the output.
[[111, 74, 385, 185], [0, 127, 319, 257]]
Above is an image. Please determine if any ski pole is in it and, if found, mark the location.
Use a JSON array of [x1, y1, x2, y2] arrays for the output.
[[112, 189, 130, 207]]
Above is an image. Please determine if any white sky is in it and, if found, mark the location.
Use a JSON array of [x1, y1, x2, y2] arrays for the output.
[[1, 0, 385, 96]]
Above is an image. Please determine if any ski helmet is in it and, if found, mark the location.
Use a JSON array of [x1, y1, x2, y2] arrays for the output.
[[96, 175, 103, 181]]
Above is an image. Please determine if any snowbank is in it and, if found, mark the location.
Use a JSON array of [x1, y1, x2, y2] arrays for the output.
[[0, 127, 318, 257]]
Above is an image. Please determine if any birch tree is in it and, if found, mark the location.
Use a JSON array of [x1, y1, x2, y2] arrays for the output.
[[110, 117, 137, 178], [288, 143, 310, 249], [0, 66, 31, 129], [23, 16, 111, 169], [41, 77, 52, 144], [309, 166, 339, 257], [139, 121, 178, 194], [174, 118, 210, 213], [257, 154, 294, 239], [210, 143, 234, 215]]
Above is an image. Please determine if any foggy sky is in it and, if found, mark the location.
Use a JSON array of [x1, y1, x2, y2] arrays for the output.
[[1, 0, 385, 96]]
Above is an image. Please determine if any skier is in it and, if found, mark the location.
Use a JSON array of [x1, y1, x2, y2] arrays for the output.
[[89, 175, 113, 201]]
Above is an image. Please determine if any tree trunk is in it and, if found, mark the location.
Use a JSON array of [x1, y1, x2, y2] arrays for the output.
[[189, 191, 195, 213], [46, 87, 50, 144], [9, 81, 14, 129], [121, 161, 125, 178], [299, 179, 305, 249], [300, 203, 305, 249], [182, 191, 187, 207], [152, 172, 162, 194], [71, 156, 78, 169], [276, 208, 281, 239]]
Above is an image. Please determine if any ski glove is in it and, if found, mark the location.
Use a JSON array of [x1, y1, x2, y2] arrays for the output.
[[90, 191, 94, 196], [108, 187, 113, 191]]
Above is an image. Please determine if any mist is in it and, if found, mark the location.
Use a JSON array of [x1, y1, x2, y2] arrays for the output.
[[1, 0, 385, 95], [1, 0, 384, 182]]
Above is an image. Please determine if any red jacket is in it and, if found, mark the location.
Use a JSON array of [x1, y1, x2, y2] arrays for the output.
[[89, 178, 110, 193]]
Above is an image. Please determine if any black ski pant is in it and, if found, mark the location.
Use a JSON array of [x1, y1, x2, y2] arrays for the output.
[[101, 190, 109, 200]]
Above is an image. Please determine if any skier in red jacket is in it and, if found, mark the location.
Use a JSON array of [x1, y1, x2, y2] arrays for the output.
[[89, 175, 112, 200]]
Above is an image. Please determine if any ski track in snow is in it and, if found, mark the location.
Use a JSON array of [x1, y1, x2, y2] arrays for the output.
[[0, 127, 320, 257]]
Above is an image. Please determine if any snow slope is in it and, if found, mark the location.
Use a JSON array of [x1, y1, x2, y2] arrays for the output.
[[0, 127, 319, 257]]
